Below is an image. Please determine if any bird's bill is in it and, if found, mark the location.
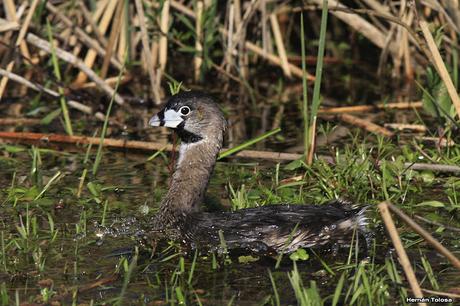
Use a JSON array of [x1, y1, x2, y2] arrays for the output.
[[149, 109, 183, 128]]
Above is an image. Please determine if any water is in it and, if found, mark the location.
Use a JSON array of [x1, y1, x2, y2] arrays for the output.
[[0, 148, 459, 304]]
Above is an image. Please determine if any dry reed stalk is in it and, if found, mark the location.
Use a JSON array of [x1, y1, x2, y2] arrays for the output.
[[18, 69, 33, 97], [421, 288, 460, 299], [412, 141, 436, 163], [117, 1, 128, 62], [134, 0, 162, 103], [431, 1, 460, 33], [208, 54, 251, 84], [0, 0, 36, 99], [150, 39, 159, 72], [319, 101, 423, 114], [377, 22, 396, 76], [378, 202, 426, 306], [100, 0, 125, 79], [225, 2, 235, 74], [70, 39, 83, 68], [444, 0, 460, 31], [228, 0, 259, 58], [402, 30, 413, 80], [260, 0, 269, 54], [0, 118, 41, 125], [402, 11, 414, 80], [269, 13, 292, 77], [3, 0, 16, 20], [387, 202, 460, 271], [3, 0, 28, 61], [26, 33, 125, 105], [0, 67, 105, 121], [415, 136, 455, 147], [92, 0, 110, 22], [233, 0, 241, 30], [136, 18, 147, 70], [194, 0, 204, 81], [310, 0, 398, 57], [244, 39, 315, 80], [419, 20, 460, 119], [306, 119, 316, 164], [363, 6, 388, 35], [414, 215, 460, 233], [237, 0, 250, 80], [0, 131, 303, 161], [159, 0, 170, 75], [337, 113, 394, 137], [233, 0, 249, 80], [0, 20, 19, 32], [60, 27, 71, 41], [362, 0, 390, 13], [392, 12, 405, 78], [79, 1, 108, 47], [139, 1, 155, 68], [79, 75, 132, 89], [168, 0, 313, 79], [387, 2, 404, 66], [0, 59, 17, 91], [15, 0, 38, 47], [10, 0, 39, 97], [306, 6, 428, 63], [3, 131, 460, 171], [272, 104, 285, 130], [74, 0, 118, 85], [384, 123, 426, 132]]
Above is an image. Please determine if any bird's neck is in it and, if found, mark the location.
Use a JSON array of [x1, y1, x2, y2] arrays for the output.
[[156, 134, 222, 224]]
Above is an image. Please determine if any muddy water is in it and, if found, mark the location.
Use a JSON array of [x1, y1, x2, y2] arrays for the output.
[[0, 148, 459, 304]]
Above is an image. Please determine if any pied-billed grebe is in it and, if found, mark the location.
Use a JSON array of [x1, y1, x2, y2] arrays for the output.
[[149, 91, 367, 254]]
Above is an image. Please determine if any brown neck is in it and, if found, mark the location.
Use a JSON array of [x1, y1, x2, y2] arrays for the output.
[[155, 132, 223, 227]]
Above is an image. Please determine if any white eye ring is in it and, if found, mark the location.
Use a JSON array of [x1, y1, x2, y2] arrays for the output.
[[179, 106, 191, 116]]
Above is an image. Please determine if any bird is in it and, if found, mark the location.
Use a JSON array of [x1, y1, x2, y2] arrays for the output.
[[149, 91, 368, 255]]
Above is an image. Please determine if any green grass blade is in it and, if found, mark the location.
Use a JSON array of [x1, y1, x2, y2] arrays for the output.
[[115, 249, 138, 306], [268, 270, 280, 306], [300, 13, 309, 158], [310, 0, 329, 119], [1, 231, 6, 272], [92, 62, 126, 175], [306, 0, 329, 162], [147, 146, 167, 161], [46, 19, 73, 136], [187, 249, 198, 284], [101, 200, 108, 226], [175, 286, 185, 304], [218, 127, 281, 160], [332, 272, 346, 306], [34, 171, 62, 200]]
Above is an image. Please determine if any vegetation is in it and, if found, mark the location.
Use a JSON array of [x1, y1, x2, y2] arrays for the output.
[[0, 0, 459, 305]]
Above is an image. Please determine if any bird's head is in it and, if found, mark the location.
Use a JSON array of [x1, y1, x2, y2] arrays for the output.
[[149, 91, 227, 143]]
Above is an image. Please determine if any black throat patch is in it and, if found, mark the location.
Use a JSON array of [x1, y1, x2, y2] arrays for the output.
[[176, 122, 203, 143]]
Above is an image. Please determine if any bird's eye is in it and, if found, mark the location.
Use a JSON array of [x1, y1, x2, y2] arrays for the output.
[[179, 106, 191, 116]]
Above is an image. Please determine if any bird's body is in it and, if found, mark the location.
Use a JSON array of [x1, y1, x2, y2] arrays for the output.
[[183, 202, 367, 254], [149, 92, 367, 254]]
